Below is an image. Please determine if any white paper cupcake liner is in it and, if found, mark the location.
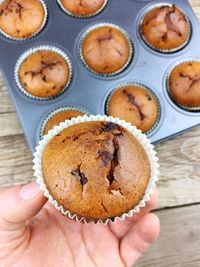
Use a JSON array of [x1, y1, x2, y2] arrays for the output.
[[0, 0, 48, 41], [106, 82, 161, 135], [139, 3, 192, 53], [166, 59, 200, 111], [79, 23, 134, 77], [33, 115, 159, 224], [39, 106, 90, 139], [57, 0, 108, 19], [14, 45, 73, 101]]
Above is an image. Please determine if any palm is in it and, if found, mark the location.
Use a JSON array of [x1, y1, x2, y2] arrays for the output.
[[2, 196, 158, 267]]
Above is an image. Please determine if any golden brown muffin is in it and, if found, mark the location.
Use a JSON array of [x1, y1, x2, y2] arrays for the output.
[[19, 51, 70, 98], [168, 61, 200, 108], [43, 109, 85, 135], [107, 85, 159, 133], [59, 0, 106, 17], [42, 121, 150, 221], [81, 25, 131, 75], [140, 4, 190, 51], [0, 0, 45, 39]]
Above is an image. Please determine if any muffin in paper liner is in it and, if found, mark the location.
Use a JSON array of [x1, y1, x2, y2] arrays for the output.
[[33, 115, 159, 224], [57, 0, 108, 19], [79, 23, 134, 77], [139, 3, 192, 54], [14, 45, 73, 101], [166, 59, 200, 112], [0, 0, 48, 41], [105, 82, 161, 135], [39, 106, 90, 139]]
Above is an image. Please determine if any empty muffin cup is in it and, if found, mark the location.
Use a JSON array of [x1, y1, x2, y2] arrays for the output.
[[14, 45, 72, 100], [57, 0, 108, 18], [79, 23, 134, 76], [166, 60, 200, 111], [33, 115, 159, 224], [139, 3, 192, 53], [0, 0, 48, 41], [106, 83, 161, 135], [40, 106, 89, 138]]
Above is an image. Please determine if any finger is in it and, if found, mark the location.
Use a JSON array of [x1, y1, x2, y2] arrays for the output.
[[120, 213, 160, 267], [0, 182, 47, 232], [109, 188, 158, 238]]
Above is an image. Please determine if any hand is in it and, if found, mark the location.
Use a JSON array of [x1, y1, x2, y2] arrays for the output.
[[0, 182, 159, 267]]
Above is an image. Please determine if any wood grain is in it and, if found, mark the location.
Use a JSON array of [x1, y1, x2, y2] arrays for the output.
[[136, 204, 200, 267]]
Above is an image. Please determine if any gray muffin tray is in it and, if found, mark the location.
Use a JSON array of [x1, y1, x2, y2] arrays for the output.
[[0, 0, 200, 153]]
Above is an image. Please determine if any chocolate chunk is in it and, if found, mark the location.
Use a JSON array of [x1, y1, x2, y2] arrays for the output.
[[107, 138, 119, 185], [101, 122, 119, 132], [98, 150, 111, 167], [71, 166, 88, 186]]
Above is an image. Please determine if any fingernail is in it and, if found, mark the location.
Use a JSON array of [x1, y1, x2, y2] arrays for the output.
[[20, 182, 40, 200]]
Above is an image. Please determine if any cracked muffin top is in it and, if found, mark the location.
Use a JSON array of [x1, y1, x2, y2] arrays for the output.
[[168, 61, 200, 108], [0, 0, 45, 39], [81, 26, 131, 75], [107, 85, 159, 133], [42, 121, 150, 221], [43, 109, 85, 135], [19, 50, 70, 98], [140, 4, 190, 51], [59, 0, 106, 17]]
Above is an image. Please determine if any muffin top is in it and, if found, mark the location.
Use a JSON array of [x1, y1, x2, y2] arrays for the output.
[[140, 4, 190, 51], [59, 0, 106, 17], [19, 51, 70, 98], [43, 109, 85, 135], [107, 85, 159, 133], [82, 26, 131, 75], [168, 62, 200, 108], [42, 121, 150, 221], [0, 0, 45, 39]]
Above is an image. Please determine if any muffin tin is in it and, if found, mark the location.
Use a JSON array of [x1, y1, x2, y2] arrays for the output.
[[0, 0, 200, 152]]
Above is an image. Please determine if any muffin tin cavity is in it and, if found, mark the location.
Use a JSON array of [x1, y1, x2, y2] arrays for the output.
[[57, 0, 108, 18], [40, 106, 90, 138], [166, 60, 200, 112], [79, 23, 134, 77], [0, 0, 48, 41], [139, 3, 192, 53], [14, 45, 72, 101], [0, 0, 200, 152], [105, 83, 161, 135]]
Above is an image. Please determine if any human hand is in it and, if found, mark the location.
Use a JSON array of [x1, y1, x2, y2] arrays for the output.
[[0, 182, 159, 267]]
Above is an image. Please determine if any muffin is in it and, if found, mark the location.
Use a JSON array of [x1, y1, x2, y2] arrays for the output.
[[140, 4, 191, 52], [58, 0, 107, 17], [168, 61, 200, 109], [0, 0, 46, 39], [81, 24, 132, 75], [42, 108, 86, 135], [41, 121, 150, 222], [18, 49, 71, 99], [107, 85, 159, 133]]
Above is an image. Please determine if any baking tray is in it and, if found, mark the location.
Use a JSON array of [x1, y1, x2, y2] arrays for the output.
[[0, 0, 200, 152]]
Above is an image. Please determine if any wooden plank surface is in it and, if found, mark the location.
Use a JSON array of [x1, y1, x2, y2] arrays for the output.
[[0, 1, 200, 266], [136, 204, 200, 267]]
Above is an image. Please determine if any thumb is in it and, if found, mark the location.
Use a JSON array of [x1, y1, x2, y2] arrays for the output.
[[0, 182, 47, 232]]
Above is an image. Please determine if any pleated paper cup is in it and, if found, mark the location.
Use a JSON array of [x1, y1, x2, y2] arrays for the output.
[[33, 115, 159, 224]]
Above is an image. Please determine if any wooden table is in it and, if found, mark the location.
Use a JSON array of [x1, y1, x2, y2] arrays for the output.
[[0, 1, 200, 266]]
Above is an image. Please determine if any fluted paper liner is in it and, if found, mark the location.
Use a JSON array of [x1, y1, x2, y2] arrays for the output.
[[79, 23, 134, 77], [0, 0, 48, 41], [105, 82, 162, 135], [39, 106, 90, 139], [139, 3, 192, 53], [33, 115, 159, 224], [14, 45, 73, 101], [57, 0, 108, 19]]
